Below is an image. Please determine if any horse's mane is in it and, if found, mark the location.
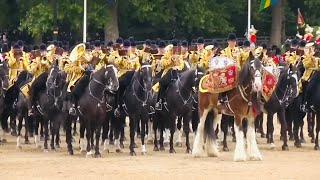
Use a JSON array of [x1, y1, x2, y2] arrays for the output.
[[238, 54, 253, 85], [238, 52, 261, 86]]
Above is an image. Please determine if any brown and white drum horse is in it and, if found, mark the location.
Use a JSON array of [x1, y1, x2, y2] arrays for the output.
[[192, 53, 263, 161]]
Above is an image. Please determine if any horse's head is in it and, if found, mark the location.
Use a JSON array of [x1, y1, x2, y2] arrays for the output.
[[139, 62, 153, 92], [194, 65, 206, 87], [0, 58, 9, 90], [278, 64, 299, 98], [46, 61, 65, 91], [104, 64, 119, 92], [239, 52, 262, 92]]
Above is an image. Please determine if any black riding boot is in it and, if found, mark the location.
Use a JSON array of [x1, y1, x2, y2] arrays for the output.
[[155, 86, 164, 111], [114, 91, 122, 118], [218, 92, 228, 105], [67, 93, 76, 115], [301, 81, 309, 112]]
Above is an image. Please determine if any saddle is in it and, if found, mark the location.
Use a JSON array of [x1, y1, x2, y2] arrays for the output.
[[199, 56, 238, 94], [261, 66, 278, 101]]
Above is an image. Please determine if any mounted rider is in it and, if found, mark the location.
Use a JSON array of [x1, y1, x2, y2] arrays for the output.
[[24, 43, 56, 115], [64, 43, 91, 115], [218, 33, 242, 104], [114, 40, 141, 117], [6, 43, 29, 89], [155, 39, 185, 110], [198, 40, 221, 70], [190, 37, 205, 69]]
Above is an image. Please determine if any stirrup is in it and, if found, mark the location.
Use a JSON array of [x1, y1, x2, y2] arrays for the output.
[[155, 102, 162, 111], [114, 106, 121, 118], [106, 103, 112, 112], [28, 109, 33, 116], [149, 106, 155, 114], [300, 104, 308, 112], [69, 107, 76, 115]]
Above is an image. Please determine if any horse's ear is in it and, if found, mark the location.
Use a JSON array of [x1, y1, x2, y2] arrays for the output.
[[55, 59, 59, 66], [289, 63, 293, 71], [248, 51, 254, 60], [259, 52, 264, 61]]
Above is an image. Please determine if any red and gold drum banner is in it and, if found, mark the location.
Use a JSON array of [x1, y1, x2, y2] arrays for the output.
[[199, 65, 238, 93], [262, 70, 278, 101]]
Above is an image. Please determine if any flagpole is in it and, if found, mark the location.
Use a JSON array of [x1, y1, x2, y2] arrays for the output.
[[83, 0, 87, 43], [247, 0, 251, 40]]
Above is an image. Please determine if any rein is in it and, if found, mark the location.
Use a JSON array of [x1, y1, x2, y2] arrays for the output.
[[46, 69, 64, 106], [130, 65, 152, 106]]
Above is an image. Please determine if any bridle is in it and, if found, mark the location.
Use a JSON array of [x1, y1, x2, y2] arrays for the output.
[[130, 64, 152, 106], [89, 64, 118, 104], [46, 67, 64, 107]]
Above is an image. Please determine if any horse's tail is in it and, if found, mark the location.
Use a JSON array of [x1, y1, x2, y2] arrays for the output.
[[16, 70, 30, 88], [204, 110, 216, 142]]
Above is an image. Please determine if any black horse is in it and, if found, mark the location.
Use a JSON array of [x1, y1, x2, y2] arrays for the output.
[[304, 70, 320, 150], [285, 60, 306, 148], [0, 59, 9, 144], [32, 60, 67, 151], [1, 68, 30, 137], [117, 62, 153, 156], [154, 66, 205, 153], [263, 64, 299, 150], [15, 71, 34, 149], [73, 64, 119, 157]]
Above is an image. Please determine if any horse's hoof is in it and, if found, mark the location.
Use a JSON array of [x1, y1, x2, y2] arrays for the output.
[[129, 151, 136, 156], [55, 144, 60, 148], [86, 152, 94, 158], [261, 134, 266, 138], [104, 149, 110, 153], [43, 149, 49, 153], [153, 146, 159, 151], [270, 143, 276, 150], [222, 146, 229, 152], [160, 146, 165, 151], [11, 131, 17, 136], [314, 145, 320, 150], [2, 139, 7, 143], [300, 138, 306, 144], [95, 153, 101, 158], [25, 140, 30, 144], [16, 145, 22, 149], [164, 142, 169, 147], [169, 149, 176, 153], [232, 137, 236, 142], [36, 145, 42, 149], [68, 149, 74, 155], [175, 141, 183, 147], [311, 138, 315, 143], [294, 142, 302, 148], [289, 136, 294, 141], [120, 143, 124, 149], [141, 151, 147, 155], [51, 148, 56, 152], [186, 148, 192, 154], [116, 149, 122, 153], [133, 143, 138, 148], [109, 140, 114, 145], [147, 139, 154, 145], [282, 145, 289, 151]]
